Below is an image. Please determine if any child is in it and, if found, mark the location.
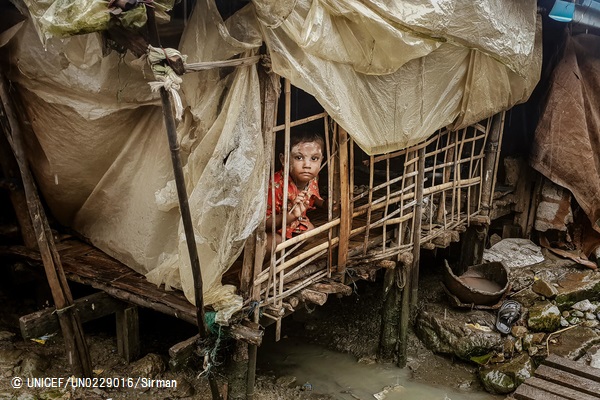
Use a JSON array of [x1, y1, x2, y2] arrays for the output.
[[266, 131, 326, 251]]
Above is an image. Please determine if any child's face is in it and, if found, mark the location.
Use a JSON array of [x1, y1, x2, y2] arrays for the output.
[[281, 141, 323, 187]]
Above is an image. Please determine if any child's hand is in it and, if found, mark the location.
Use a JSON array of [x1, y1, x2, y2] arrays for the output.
[[290, 191, 309, 221]]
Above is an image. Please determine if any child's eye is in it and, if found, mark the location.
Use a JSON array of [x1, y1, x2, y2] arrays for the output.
[[311, 157, 320, 161]]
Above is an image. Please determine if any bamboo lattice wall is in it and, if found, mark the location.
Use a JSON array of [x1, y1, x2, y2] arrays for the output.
[[247, 78, 501, 334]]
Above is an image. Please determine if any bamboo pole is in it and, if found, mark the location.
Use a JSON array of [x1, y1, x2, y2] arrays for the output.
[[0, 76, 92, 377], [0, 120, 36, 248], [337, 127, 350, 275], [409, 147, 425, 313], [247, 67, 280, 400], [325, 117, 333, 276], [273, 112, 328, 132]]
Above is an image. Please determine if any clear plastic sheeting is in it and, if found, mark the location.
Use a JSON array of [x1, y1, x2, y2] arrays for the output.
[[5, 0, 264, 324], [256, 0, 542, 154]]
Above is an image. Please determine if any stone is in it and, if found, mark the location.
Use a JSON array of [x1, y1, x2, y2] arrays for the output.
[[174, 378, 195, 398], [549, 326, 600, 359], [129, 353, 166, 379], [276, 375, 297, 387], [591, 349, 600, 369], [568, 317, 581, 325], [572, 310, 584, 318], [532, 279, 558, 299], [479, 353, 534, 394], [523, 334, 533, 350], [527, 346, 539, 356], [555, 272, 600, 309], [582, 320, 599, 328], [514, 338, 523, 353], [528, 301, 561, 332], [562, 310, 570, 318], [531, 333, 546, 344], [18, 353, 50, 378], [0, 332, 15, 342], [534, 180, 572, 232], [0, 348, 24, 374], [511, 326, 528, 338], [560, 317, 569, 327], [572, 299, 596, 312], [586, 312, 596, 320], [416, 304, 504, 361]]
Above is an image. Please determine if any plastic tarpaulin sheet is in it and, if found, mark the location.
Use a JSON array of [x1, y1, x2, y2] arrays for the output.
[[531, 34, 600, 233], [4, 0, 541, 322], [5, 0, 264, 323], [255, 0, 542, 154]]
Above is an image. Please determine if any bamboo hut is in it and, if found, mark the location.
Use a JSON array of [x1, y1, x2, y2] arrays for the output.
[[0, 0, 543, 394]]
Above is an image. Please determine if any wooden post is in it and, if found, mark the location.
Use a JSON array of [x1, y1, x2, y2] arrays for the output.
[[459, 112, 504, 270], [0, 75, 92, 377], [0, 132, 36, 248], [337, 127, 351, 274], [116, 306, 140, 363]]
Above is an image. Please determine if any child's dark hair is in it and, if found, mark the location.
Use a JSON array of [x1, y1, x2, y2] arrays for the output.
[[290, 131, 325, 151]]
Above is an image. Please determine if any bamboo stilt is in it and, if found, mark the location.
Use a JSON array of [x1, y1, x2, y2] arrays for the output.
[[247, 66, 280, 400], [337, 127, 350, 275], [0, 75, 92, 377]]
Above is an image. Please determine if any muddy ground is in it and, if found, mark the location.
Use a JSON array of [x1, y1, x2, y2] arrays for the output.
[[0, 255, 496, 400]]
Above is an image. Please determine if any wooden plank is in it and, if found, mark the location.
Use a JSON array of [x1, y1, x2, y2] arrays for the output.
[[116, 306, 140, 363], [535, 365, 600, 397], [513, 383, 570, 400], [20, 292, 125, 339], [544, 354, 600, 383], [525, 376, 599, 400]]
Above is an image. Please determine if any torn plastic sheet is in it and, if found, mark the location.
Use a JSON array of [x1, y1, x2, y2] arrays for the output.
[[16, 0, 175, 44], [257, 0, 542, 154]]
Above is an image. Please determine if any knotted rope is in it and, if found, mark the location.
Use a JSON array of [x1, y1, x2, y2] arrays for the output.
[[147, 45, 186, 120]]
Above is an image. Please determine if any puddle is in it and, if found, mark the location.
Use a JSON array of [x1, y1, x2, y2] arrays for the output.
[[258, 337, 500, 400]]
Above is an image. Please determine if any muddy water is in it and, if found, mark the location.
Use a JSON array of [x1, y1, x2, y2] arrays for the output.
[[458, 276, 503, 293], [258, 337, 499, 400]]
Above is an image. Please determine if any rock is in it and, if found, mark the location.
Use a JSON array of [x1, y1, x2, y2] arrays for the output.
[[276, 375, 297, 387], [479, 353, 534, 394], [514, 338, 523, 353], [18, 353, 50, 377], [562, 310, 570, 318], [531, 333, 545, 344], [0, 349, 24, 369], [590, 348, 600, 369], [129, 353, 166, 379], [511, 326, 528, 338], [572, 310, 584, 318], [528, 301, 561, 332], [555, 272, 600, 309], [483, 239, 544, 269], [0, 332, 15, 342], [532, 279, 558, 299], [582, 320, 599, 328], [572, 299, 596, 312], [560, 317, 569, 327], [586, 312, 596, 320], [357, 356, 377, 365], [416, 305, 504, 361], [173, 377, 195, 398], [568, 317, 581, 325], [527, 346, 538, 356], [549, 326, 600, 360], [522, 334, 532, 350]]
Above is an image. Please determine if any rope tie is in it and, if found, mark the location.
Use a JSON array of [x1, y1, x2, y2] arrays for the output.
[[52, 303, 76, 315], [147, 45, 186, 120]]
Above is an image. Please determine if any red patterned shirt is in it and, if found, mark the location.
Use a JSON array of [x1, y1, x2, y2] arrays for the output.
[[266, 170, 322, 239]]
